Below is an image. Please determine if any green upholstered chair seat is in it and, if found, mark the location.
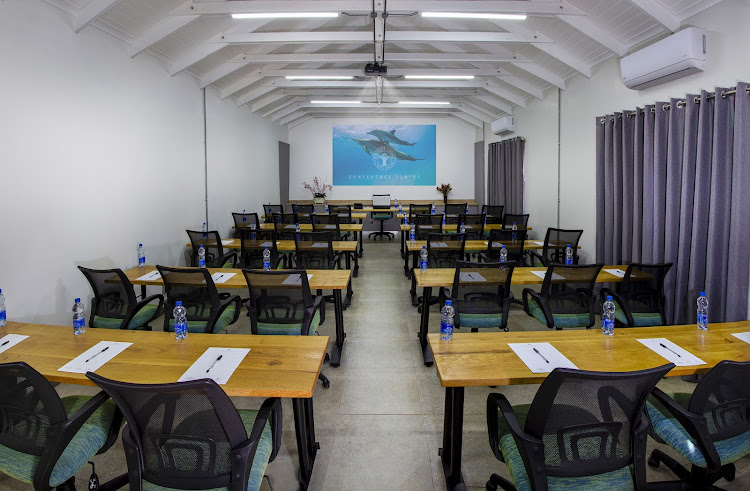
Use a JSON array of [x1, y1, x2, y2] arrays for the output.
[[141, 409, 273, 491], [534, 260, 544, 267], [458, 313, 503, 329], [168, 306, 236, 334], [647, 397, 750, 468], [372, 213, 392, 220], [612, 302, 663, 327], [221, 262, 234, 268], [496, 404, 635, 491], [527, 297, 590, 328], [257, 310, 321, 336], [0, 396, 117, 488], [92, 304, 159, 330]]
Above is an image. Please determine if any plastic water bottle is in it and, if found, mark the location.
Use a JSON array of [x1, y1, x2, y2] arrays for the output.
[[511, 222, 518, 242], [398, 202, 403, 213], [263, 246, 271, 271], [295, 223, 301, 242], [198, 245, 206, 268], [250, 221, 257, 240], [325, 202, 329, 214], [431, 202, 436, 214], [403, 216, 408, 225], [202, 221, 207, 238], [73, 298, 85, 335], [242, 209, 246, 223], [0, 289, 6, 327], [499, 245, 508, 263], [440, 300, 455, 341], [697, 292, 709, 330], [420, 246, 428, 272], [173, 301, 187, 340], [466, 205, 469, 213], [565, 244, 574, 265], [410, 224, 416, 243], [137, 243, 145, 268], [460, 222, 466, 234], [602, 296, 615, 335], [442, 213, 446, 227]]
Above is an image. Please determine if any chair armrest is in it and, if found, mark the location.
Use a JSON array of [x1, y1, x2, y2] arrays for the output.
[[230, 398, 282, 491], [301, 296, 324, 335], [601, 288, 633, 326], [221, 251, 239, 268], [522, 288, 554, 329], [487, 393, 546, 490], [527, 250, 546, 267], [121, 294, 164, 329], [210, 295, 241, 333]]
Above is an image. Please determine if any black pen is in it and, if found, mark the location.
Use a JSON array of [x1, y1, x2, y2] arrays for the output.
[[206, 354, 223, 373], [659, 343, 681, 358], [86, 346, 109, 363], [533, 347, 549, 363], [0, 340, 9, 347]]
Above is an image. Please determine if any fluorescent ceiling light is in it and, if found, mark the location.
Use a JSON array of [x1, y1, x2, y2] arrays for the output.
[[404, 75, 475, 80], [398, 101, 451, 105], [421, 12, 527, 20], [311, 100, 362, 104], [232, 12, 339, 19], [286, 76, 354, 80]]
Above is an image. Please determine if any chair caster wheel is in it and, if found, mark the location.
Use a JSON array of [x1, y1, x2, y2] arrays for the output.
[[647, 455, 660, 468], [725, 466, 736, 482], [323, 379, 330, 389], [324, 353, 330, 363]]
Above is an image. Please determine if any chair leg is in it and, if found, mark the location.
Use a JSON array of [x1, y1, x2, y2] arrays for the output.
[[486, 473, 515, 491], [318, 372, 330, 389], [56, 477, 76, 491], [648, 449, 692, 483], [264, 475, 274, 491]]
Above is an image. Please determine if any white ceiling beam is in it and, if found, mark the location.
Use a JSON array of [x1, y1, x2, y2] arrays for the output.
[[235, 85, 278, 106], [557, 15, 629, 56], [460, 100, 502, 120], [469, 94, 513, 115], [284, 88, 483, 97], [447, 115, 481, 131], [261, 97, 300, 117], [234, 68, 522, 77], [278, 110, 310, 126], [389, 1, 585, 15], [480, 83, 525, 108], [217, 52, 528, 64], [272, 103, 306, 122], [288, 115, 314, 130], [219, 31, 551, 45], [510, 61, 565, 89], [172, 1, 373, 15], [374, 6, 385, 63], [129, 13, 199, 57], [627, 0, 681, 32], [251, 91, 289, 112], [455, 104, 493, 124], [450, 111, 484, 128], [73, 0, 120, 33]]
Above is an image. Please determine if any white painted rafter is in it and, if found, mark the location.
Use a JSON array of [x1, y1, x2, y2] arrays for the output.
[[627, 0, 681, 32], [557, 16, 629, 56], [218, 31, 551, 45], [73, 0, 120, 33], [129, 16, 200, 58]]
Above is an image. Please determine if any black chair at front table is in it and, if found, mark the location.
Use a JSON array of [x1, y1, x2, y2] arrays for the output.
[[456, 213, 485, 240], [486, 363, 674, 491], [411, 232, 466, 308], [292, 203, 315, 215], [522, 263, 604, 330], [502, 213, 530, 230], [186, 230, 238, 268], [232, 212, 260, 237], [408, 204, 432, 223], [294, 231, 345, 323], [157, 266, 241, 334], [272, 213, 300, 241], [601, 262, 673, 327], [528, 227, 583, 267], [481, 229, 528, 266], [451, 260, 514, 332], [445, 202, 469, 221], [238, 228, 282, 269], [78, 266, 163, 330], [414, 214, 443, 239], [87, 372, 281, 491], [331, 204, 354, 240], [481, 205, 504, 224], [263, 204, 284, 223]]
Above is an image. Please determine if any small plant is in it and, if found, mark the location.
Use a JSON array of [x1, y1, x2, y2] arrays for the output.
[[303, 176, 333, 198], [437, 183, 452, 200]]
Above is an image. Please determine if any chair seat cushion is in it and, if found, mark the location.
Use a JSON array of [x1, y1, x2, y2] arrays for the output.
[[613, 307, 663, 327], [92, 304, 159, 330], [257, 310, 321, 336], [372, 214, 392, 219], [142, 408, 273, 491], [646, 397, 750, 468], [527, 297, 591, 328], [458, 313, 503, 329], [168, 306, 237, 334], [0, 396, 117, 488]]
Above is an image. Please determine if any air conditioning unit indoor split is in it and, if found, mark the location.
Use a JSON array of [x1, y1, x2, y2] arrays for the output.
[[620, 27, 706, 90], [491, 116, 515, 135]]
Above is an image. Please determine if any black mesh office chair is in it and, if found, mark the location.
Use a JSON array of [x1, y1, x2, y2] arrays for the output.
[[481, 229, 528, 266], [243, 269, 330, 388], [78, 266, 163, 330], [445, 203, 469, 223], [456, 213, 485, 239], [408, 204, 432, 223], [502, 213, 530, 229], [186, 230, 238, 268], [528, 228, 584, 266], [451, 260, 514, 332], [232, 212, 260, 237], [157, 266, 241, 334], [272, 213, 300, 241], [522, 263, 604, 330], [486, 363, 674, 491], [87, 372, 281, 491], [263, 204, 284, 223], [238, 228, 281, 269], [601, 263, 673, 327], [482, 205, 504, 224], [371, 209, 394, 241], [414, 214, 444, 239], [295, 231, 344, 324], [292, 203, 315, 214], [411, 232, 466, 308]]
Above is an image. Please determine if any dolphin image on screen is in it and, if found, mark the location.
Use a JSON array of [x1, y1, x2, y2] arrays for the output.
[[367, 129, 416, 146], [352, 139, 423, 161]]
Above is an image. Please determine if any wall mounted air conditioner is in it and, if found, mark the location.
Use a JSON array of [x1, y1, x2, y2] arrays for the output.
[[620, 27, 706, 90], [491, 116, 515, 135]]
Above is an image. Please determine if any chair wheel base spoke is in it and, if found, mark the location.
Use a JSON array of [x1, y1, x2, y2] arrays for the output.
[[648, 455, 660, 468]]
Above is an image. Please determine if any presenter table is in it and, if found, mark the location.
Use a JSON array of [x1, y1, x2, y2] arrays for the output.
[[0, 322, 329, 490], [427, 322, 750, 490], [124, 265, 351, 367]]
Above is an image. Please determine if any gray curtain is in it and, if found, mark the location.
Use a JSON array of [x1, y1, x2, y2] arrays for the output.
[[596, 83, 750, 324], [488, 137, 524, 214]]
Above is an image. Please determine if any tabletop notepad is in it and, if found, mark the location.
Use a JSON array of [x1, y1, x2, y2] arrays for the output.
[[509, 342, 577, 373], [0, 334, 28, 354], [432, 242, 448, 248], [58, 341, 132, 374], [421, 225, 434, 229], [604, 268, 627, 278], [282, 273, 314, 285], [311, 243, 328, 248], [533, 241, 545, 246], [211, 272, 236, 284], [178, 347, 250, 385], [637, 338, 706, 366], [324, 225, 336, 229], [459, 272, 486, 282], [484, 242, 503, 247], [221, 240, 234, 245], [285, 225, 296, 229], [731, 332, 750, 344], [531, 271, 565, 281], [260, 241, 273, 247], [137, 270, 161, 281]]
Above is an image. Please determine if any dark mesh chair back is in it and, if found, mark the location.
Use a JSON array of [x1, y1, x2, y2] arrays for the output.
[[542, 228, 584, 264], [502, 213, 530, 229], [408, 205, 432, 222], [415, 215, 444, 239], [537, 264, 603, 325], [238, 229, 278, 269], [331, 205, 353, 224], [273, 213, 300, 240], [486, 229, 528, 265], [157, 266, 220, 330], [688, 361, 750, 443], [78, 266, 137, 324], [243, 270, 316, 335], [617, 263, 672, 322], [426, 233, 466, 268], [457, 214, 485, 238], [445, 203, 469, 216], [293, 204, 314, 214], [232, 212, 260, 232], [186, 230, 230, 268], [451, 261, 514, 331], [295, 231, 337, 270], [482, 205, 504, 223], [263, 204, 284, 223]]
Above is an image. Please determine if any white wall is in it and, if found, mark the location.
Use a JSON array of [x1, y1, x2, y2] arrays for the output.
[[0, 1, 283, 324], [288, 117, 476, 202]]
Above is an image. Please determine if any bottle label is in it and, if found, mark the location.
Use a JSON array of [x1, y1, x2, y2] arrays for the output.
[[440, 320, 454, 336], [565, 257, 573, 265], [199, 259, 206, 268], [139, 256, 145, 266], [698, 313, 708, 325], [264, 261, 271, 270], [420, 260, 427, 270], [0, 310, 5, 322], [73, 318, 85, 329], [605, 319, 614, 331], [251, 233, 257, 240]]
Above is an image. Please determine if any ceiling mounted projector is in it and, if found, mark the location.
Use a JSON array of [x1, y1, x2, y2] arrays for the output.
[[364, 63, 387, 76]]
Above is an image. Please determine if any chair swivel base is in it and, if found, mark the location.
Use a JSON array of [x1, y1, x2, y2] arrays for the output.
[[318, 373, 330, 389], [648, 449, 735, 490], [370, 217, 395, 240], [486, 473, 515, 491]]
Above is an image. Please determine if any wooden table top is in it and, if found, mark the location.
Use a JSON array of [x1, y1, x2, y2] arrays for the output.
[[0, 322, 329, 398], [187, 239, 358, 252], [405, 240, 577, 252], [400, 224, 532, 232], [125, 266, 352, 290], [254, 223, 363, 232], [414, 265, 629, 288], [428, 321, 750, 387], [294, 212, 367, 220]]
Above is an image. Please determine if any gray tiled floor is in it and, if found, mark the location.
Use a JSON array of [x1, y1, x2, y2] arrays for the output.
[[3, 238, 748, 490]]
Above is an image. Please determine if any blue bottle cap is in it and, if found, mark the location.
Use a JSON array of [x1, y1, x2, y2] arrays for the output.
[[607, 295, 613, 301], [501, 245, 506, 249], [422, 245, 426, 249], [445, 300, 452, 305], [139, 243, 142, 247], [700, 291, 705, 296], [265, 246, 269, 250], [175, 300, 182, 306], [567, 244, 571, 247], [199, 244, 204, 248], [0, 289, 2, 294], [75, 298, 80, 303]]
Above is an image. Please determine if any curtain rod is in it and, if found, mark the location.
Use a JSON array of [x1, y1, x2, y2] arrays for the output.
[[599, 85, 749, 123]]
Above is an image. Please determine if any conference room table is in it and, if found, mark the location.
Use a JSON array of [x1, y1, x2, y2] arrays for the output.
[[124, 265, 351, 367], [427, 321, 750, 490], [0, 322, 329, 490], [415, 265, 629, 366], [254, 222, 366, 259], [399, 224, 533, 260]]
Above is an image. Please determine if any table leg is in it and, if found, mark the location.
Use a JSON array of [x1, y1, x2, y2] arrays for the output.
[[330, 289, 346, 367], [293, 397, 319, 490], [345, 250, 358, 278], [439, 387, 466, 491], [400, 230, 405, 258], [404, 243, 411, 278], [353, 251, 360, 277], [140, 285, 146, 300], [357, 219, 364, 258], [420, 286, 433, 366]]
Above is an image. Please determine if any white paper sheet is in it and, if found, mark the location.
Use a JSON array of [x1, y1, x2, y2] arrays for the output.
[[281, 273, 314, 285], [311, 243, 328, 248], [484, 242, 504, 247], [0, 334, 28, 354], [604, 268, 627, 278], [260, 241, 273, 247], [432, 242, 448, 248], [508, 342, 577, 373], [531, 270, 565, 281], [459, 272, 486, 282], [211, 272, 236, 284], [221, 240, 234, 245], [178, 347, 250, 385], [324, 225, 337, 229], [58, 341, 133, 374], [421, 225, 434, 229], [637, 338, 706, 366], [136, 270, 161, 281], [534, 241, 545, 246], [731, 332, 750, 344], [285, 225, 296, 229]]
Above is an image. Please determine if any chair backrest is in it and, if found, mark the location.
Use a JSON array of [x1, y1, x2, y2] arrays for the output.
[[487, 229, 528, 265], [415, 216, 443, 239], [292, 204, 314, 214], [243, 269, 315, 335], [426, 232, 466, 268], [524, 364, 673, 481], [87, 373, 249, 490], [539, 264, 604, 316], [186, 230, 226, 268], [688, 360, 750, 443], [273, 214, 300, 240], [232, 212, 259, 230], [502, 213, 530, 229], [445, 203, 469, 216], [542, 228, 584, 264], [331, 204, 352, 223], [294, 231, 335, 270], [271, 212, 298, 225], [263, 204, 284, 222], [157, 266, 220, 328], [408, 204, 432, 221], [618, 263, 673, 316], [0, 362, 67, 456], [451, 260, 514, 324], [238, 229, 278, 269], [78, 266, 137, 323], [482, 205, 504, 223], [312, 213, 339, 225]]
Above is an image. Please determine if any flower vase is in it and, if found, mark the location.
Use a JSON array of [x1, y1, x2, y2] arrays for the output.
[[314, 196, 325, 204]]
